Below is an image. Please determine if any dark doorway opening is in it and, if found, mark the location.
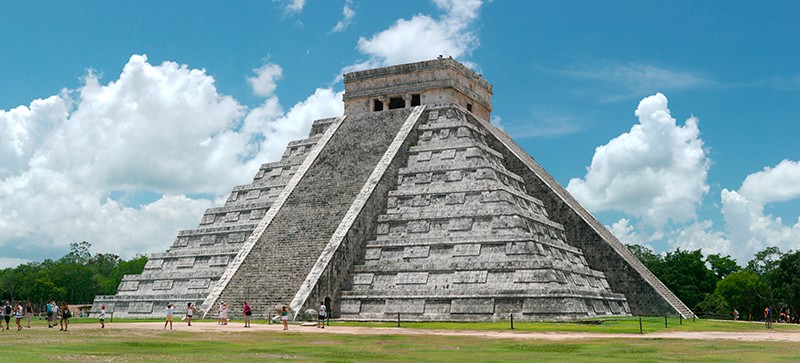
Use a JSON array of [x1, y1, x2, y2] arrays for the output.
[[389, 97, 405, 109], [411, 94, 421, 106], [373, 100, 384, 111]]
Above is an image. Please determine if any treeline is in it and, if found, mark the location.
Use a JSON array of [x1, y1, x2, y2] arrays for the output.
[[628, 244, 799, 321], [0, 242, 147, 305]]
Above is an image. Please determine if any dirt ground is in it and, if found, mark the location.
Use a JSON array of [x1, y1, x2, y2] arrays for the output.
[[70, 321, 800, 342]]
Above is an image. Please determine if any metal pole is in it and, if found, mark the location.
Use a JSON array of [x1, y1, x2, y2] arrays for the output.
[[510, 314, 514, 330], [664, 314, 668, 328], [397, 312, 400, 328], [680, 316, 683, 325], [639, 317, 643, 334]]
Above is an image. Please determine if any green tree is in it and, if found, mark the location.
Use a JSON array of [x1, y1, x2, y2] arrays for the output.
[[695, 292, 731, 318], [655, 249, 718, 311], [626, 244, 663, 271], [716, 270, 768, 321], [772, 250, 800, 317], [746, 246, 782, 276], [706, 254, 740, 279]]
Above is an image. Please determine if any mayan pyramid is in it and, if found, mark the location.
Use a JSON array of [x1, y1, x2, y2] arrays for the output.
[[93, 58, 693, 321]]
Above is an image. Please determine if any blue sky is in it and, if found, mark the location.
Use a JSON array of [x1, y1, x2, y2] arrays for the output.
[[1, 0, 798, 267]]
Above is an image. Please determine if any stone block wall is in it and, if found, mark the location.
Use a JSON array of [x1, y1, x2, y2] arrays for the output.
[[475, 109, 692, 318], [213, 109, 413, 319]]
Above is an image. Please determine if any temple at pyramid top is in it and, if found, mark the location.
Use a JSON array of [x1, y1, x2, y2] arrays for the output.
[[343, 56, 493, 121]]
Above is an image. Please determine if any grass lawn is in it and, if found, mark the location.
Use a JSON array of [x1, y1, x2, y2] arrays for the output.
[[335, 316, 800, 334], [1, 318, 795, 362]]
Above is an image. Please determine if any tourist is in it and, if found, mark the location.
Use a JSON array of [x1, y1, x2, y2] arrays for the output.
[[54, 302, 61, 329], [318, 301, 326, 329], [243, 302, 252, 328], [60, 303, 71, 331], [765, 306, 773, 329], [45, 301, 53, 328], [186, 303, 194, 326], [3, 302, 11, 330], [99, 305, 106, 328], [733, 309, 739, 321], [0, 302, 5, 331], [164, 304, 174, 330], [220, 302, 228, 325], [25, 302, 33, 328], [281, 306, 289, 330], [14, 303, 23, 331], [217, 301, 224, 325]]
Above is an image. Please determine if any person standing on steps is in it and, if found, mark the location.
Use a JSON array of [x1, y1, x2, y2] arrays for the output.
[[243, 302, 252, 328], [317, 302, 326, 329], [281, 306, 289, 330], [186, 303, 194, 326], [164, 304, 174, 330]]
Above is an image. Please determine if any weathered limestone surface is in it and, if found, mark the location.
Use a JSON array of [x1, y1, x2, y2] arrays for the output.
[[91, 118, 338, 318], [93, 57, 691, 321], [337, 106, 629, 321], [210, 108, 417, 319], [475, 114, 693, 317]]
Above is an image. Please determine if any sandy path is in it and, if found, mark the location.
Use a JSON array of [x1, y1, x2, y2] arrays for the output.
[[69, 322, 800, 342]]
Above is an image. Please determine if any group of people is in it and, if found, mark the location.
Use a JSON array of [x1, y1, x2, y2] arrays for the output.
[[0, 301, 34, 331], [159, 301, 328, 331], [763, 306, 793, 328], [0, 301, 71, 331], [45, 301, 72, 331]]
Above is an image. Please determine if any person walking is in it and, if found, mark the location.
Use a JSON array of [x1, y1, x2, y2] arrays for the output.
[[25, 302, 33, 328], [45, 301, 53, 328], [317, 301, 326, 329], [99, 305, 106, 328], [164, 304, 174, 330], [281, 306, 289, 330], [14, 303, 23, 331], [60, 303, 71, 332], [186, 303, 194, 326], [221, 302, 228, 325], [0, 302, 6, 331], [3, 302, 11, 330], [54, 303, 61, 330], [733, 309, 739, 321], [243, 302, 252, 328], [217, 301, 224, 325], [765, 306, 773, 329]]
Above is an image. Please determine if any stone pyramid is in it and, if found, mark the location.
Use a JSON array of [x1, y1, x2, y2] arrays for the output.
[[91, 118, 339, 317], [94, 58, 693, 320]]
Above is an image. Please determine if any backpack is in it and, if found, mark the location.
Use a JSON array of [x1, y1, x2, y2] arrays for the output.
[[4, 305, 10, 315]]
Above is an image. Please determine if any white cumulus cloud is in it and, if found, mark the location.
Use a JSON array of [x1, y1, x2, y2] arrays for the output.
[[0, 54, 343, 263], [738, 159, 800, 203], [346, 0, 483, 71], [248, 63, 284, 97], [567, 93, 710, 228], [721, 188, 800, 262]]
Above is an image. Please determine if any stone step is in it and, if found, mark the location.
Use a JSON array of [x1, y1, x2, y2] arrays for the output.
[[215, 109, 417, 314]]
